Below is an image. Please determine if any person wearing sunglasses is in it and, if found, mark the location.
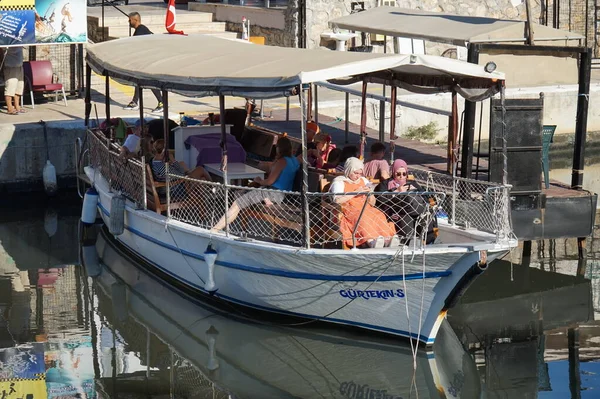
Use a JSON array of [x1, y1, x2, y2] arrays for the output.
[[376, 159, 437, 245]]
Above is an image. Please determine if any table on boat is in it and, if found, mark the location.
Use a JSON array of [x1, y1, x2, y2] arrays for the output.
[[203, 163, 265, 185]]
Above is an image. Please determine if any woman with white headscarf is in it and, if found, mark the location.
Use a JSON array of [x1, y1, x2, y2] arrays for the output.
[[329, 157, 396, 248]]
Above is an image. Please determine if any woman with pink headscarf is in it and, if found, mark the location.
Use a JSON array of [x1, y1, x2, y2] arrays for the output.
[[377, 159, 437, 244]]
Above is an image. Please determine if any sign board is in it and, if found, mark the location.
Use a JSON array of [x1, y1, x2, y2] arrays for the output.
[[0, 0, 87, 46]]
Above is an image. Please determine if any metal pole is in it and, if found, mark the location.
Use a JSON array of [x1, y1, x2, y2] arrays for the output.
[[163, 90, 169, 159], [344, 92, 349, 144], [84, 65, 92, 127], [572, 48, 591, 189], [102, 0, 105, 42], [314, 85, 319, 124], [390, 85, 397, 164], [260, 99, 264, 119], [138, 86, 144, 122], [460, 44, 480, 178], [220, 95, 229, 236], [359, 80, 368, 159], [104, 73, 110, 122], [286, 96, 290, 121], [142, 155, 147, 210], [500, 84, 508, 186], [450, 90, 458, 174], [77, 44, 84, 97], [379, 35, 386, 143], [146, 327, 151, 378], [300, 88, 310, 249]]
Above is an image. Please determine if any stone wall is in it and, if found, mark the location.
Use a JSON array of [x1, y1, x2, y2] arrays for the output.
[[189, 2, 298, 47]]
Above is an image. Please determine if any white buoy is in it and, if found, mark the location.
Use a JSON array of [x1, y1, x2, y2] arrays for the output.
[[109, 195, 125, 236], [40, 120, 57, 196], [43, 160, 57, 196], [81, 188, 99, 225], [82, 243, 102, 277], [204, 244, 218, 294], [44, 208, 58, 238], [205, 326, 220, 371]]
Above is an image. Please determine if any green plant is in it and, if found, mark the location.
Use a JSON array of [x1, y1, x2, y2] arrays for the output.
[[404, 122, 440, 141]]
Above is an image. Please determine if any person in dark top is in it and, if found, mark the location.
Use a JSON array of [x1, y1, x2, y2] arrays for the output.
[[123, 12, 164, 114]]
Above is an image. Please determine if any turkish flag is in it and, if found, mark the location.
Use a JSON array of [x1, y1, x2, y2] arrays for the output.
[[165, 0, 185, 35]]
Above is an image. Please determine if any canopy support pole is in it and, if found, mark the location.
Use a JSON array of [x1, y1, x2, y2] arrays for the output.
[[307, 84, 313, 122], [84, 64, 91, 127], [572, 48, 591, 190], [448, 90, 458, 174], [163, 90, 169, 160], [359, 80, 368, 159], [314, 84, 319, 124], [219, 94, 230, 236], [299, 87, 310, 249], [104, 73, 110, 123], [138, 86, 144, 128], [460, 44, 480, 178], [389, 85, 397, 164], [344, 92, 350, 144]]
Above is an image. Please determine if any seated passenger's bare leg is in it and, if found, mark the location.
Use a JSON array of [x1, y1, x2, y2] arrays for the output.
[[212, 201, 241, 231]]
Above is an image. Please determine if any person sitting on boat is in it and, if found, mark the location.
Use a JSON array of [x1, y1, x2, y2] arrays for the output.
[[329, 157, 397, 248], [119, 119, 148, 160], [212, 137, 299, 232], [322, 147, 342, 171], [305, 133, 336, 169], [336, 145, 358, 173], [295, 120, 320, 158], [376, 159, 438, 245], [151, 139, 212, 182], [363, 142, 390, 181]]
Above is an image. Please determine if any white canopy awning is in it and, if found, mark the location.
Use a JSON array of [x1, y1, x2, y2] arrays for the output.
[[86, 34, 504, 99], [330, 7, 584, 47]]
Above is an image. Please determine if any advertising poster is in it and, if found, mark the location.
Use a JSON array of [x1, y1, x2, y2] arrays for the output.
[[0, 0, 86, 46], [0, 344, 48, 399], [0, 0, 36, 46]]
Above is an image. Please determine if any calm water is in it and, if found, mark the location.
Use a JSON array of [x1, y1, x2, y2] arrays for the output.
[[0, 196, 599, 398]]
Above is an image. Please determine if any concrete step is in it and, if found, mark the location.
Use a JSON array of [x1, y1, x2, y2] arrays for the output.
[[92, 11, 214, 26], [108, 21, 228, 37]]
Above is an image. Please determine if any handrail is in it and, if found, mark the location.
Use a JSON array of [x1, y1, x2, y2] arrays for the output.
[[102, 0, 132, 41], [315, 81, 452, 117]]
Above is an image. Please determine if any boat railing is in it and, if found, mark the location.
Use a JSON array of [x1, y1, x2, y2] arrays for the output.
[[409, 168, 513, 241], [86, 129, 512, 247], [88, 129, 147, 208]]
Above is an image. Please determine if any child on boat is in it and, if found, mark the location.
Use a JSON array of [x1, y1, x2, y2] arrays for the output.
[[363, 142, 390, 180]]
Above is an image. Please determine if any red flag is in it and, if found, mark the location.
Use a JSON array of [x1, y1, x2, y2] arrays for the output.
[[165, 0, 185, 35]]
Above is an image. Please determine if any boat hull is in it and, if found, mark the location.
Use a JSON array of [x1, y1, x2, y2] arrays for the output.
[[88, 166, 505, 345]]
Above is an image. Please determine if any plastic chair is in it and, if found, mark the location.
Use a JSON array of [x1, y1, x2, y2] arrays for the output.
[[542, 125, 557, 189], [23, 61, 68, 108]]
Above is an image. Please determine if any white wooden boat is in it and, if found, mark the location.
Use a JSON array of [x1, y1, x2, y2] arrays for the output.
[[90, 228, 484, 398], [80, 34, 516, 346]]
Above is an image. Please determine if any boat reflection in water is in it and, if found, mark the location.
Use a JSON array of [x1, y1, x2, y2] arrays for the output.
[[86, 227, 481, 399]]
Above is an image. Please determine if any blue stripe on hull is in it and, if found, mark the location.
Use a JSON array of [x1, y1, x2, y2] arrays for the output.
[[110, 233, 438, 344], [97, 202, 452, 283]]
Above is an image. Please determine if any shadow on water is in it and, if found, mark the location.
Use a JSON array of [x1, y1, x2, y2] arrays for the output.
[[0, 200, 599, 398]]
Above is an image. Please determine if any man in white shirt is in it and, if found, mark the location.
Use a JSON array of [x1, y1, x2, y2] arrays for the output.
[[2, 47, 25, 115]]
